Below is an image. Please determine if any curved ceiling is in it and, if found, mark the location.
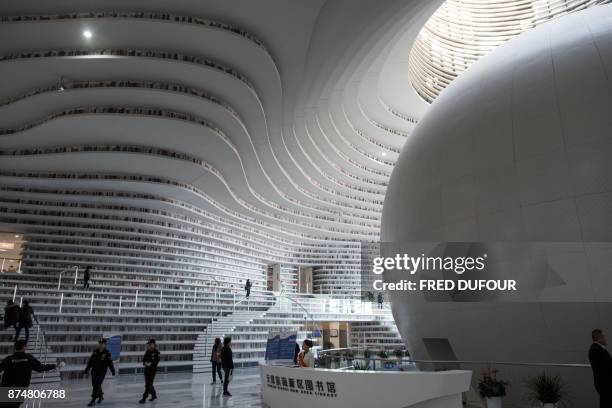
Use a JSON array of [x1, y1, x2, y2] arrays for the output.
[[0, 0, 440, 295], [409, 0, 611, 103]]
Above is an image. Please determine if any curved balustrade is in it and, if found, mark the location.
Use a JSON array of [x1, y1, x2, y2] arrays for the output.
[[0, 11, 273, 59], [0, 48, 255, 91]]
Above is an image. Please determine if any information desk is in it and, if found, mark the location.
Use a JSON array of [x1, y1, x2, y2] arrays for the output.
[[260, 364, 472, 408]]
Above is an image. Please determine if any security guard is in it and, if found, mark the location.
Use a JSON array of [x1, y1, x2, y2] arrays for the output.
[[139, 338, 160, 403], [0, 340, 56, 407], [84, 338, 115, 406]]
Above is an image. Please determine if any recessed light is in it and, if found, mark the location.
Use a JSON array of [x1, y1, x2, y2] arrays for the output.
[[381, 151, 387, 157], [14, 234, 19, 238], [83, 30, 93, 39]]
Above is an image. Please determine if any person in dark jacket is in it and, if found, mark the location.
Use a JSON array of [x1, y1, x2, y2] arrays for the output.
[[84, 338, 115, 406], [244, 279, 252, 298], [293, 342, 301, 365], [139, 339, 160, 403], [210, 337, 223, 385], [589, 329, 612, 408], [15, 300, 35, 342], [221, 337, 234, 397], [83, 265, 91, 289], [4, 300, 20, 335], [0, 340, 56, 407], [377, 292, 384, 309]]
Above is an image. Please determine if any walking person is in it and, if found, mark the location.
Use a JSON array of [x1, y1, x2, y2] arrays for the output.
[[4, 300, 20, 338], [0, 340, 57, 408], [244, 279, 252, 298], [210, 337, 223, 385], [377, 292, 384, 310], [221, 337, 234, 397], [589, 329, 612, 408], [139, 339, 160, 403], [15, 300, 35, 343], [84, 338, 115, 406], [83, 265, 91, 289]]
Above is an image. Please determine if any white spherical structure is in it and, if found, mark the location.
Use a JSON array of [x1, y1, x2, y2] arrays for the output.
[[382, 5, 612, 405]]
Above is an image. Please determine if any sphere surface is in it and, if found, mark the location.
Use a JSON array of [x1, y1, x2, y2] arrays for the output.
[[382, 5, 612, 406]]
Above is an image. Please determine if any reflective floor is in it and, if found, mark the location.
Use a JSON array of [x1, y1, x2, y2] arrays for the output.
[[30, 369, 264, 408]]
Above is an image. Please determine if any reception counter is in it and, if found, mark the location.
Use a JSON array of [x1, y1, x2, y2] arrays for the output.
[[260, 364, 472, 408]]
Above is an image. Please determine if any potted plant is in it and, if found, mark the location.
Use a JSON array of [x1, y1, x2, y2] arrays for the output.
[[332, 352, 342, 368], [525, 372, 568, 407], [344, 349, 355, 366], [378, 350, 388, 359], [478, 368, 509, 408], [393, 348, 404, 365]]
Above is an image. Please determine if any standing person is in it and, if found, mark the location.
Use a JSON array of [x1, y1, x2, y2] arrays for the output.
[[220, 337, 234, 397], [4, 300, 20, 337], [244, 279, 252, 298], [293, 342, 301, 365], [377, 292, 384, 309], [83, 265, 91, 289], [210, 337, 223, 385], [84, 338, 115, 406], [297, 339, 315, 368], [15, 300, 35, 343], [0, 340, 57, 408], [139, 339, 160, 403], [589, 329, 612, 408]]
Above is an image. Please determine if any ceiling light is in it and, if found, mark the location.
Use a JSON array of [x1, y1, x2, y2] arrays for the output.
[[381, 151, 387, 157], [83, 30, 93, 39], [14, 235, 19, 238]]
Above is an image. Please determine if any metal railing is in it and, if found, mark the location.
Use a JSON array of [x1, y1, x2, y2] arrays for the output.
[[314, 350, 592, 371], [0, 257, 22, 273]]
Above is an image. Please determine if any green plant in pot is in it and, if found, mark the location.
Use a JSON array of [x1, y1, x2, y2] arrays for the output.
[[363, 349, 372, 366], [344, 350, 355, 365], [525, 372, 568, 408], [393, 348, 404, 365], [478, 368, 509, 408]]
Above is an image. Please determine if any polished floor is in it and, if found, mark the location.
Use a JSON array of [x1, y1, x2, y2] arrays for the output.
[[29, 369, 264, 408]]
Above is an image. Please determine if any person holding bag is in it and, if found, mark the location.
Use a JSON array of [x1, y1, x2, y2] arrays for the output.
[[210, 337, 223, 385]]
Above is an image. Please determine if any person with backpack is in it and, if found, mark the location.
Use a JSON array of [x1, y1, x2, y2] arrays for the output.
[[4, 300, 20, 337], [15, 300, 35, 343], [244, 279, 252, 298], [210, 337, 223, 385], [84, 338, 115, 406], [221, 337, 234, 397]]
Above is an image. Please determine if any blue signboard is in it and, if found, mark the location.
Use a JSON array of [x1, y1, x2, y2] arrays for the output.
[[265, 330, 296, 361], [265, 333, 280, 360], [104, 334, 122, 361], [278, 331, 297, 360]]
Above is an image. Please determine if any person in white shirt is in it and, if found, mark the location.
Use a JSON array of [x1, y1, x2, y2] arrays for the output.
[[297, 339, 315, 368]]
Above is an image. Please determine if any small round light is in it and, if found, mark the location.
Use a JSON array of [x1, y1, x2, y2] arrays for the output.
[[83, 30, 93, 39], [381, 151, 387, 157], [14, 235, 19, 238]]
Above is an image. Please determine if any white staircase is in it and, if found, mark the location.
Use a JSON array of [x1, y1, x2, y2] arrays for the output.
[[28, 324, 61, 384], [192, 306, 269, 374]]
